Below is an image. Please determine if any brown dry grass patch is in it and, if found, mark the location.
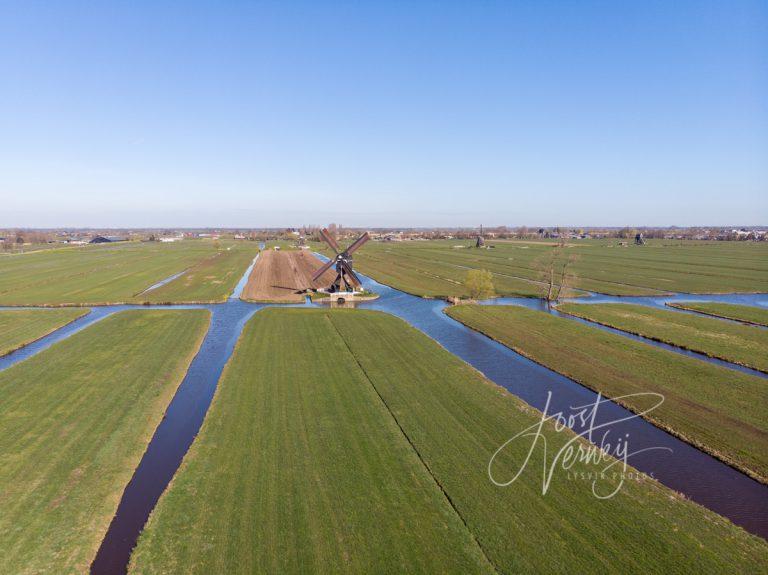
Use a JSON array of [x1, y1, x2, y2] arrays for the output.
[[241, 250, 337, 302]]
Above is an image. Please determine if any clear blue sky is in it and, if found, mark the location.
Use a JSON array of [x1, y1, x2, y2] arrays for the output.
[[1, 1, 766, 228]]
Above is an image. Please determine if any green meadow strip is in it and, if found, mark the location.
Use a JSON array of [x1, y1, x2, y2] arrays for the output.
[[0, 309, 210, 573], [0, 240, 255, 305], [557, 303, 768, 373], [446, 305, 768, 483], [142, 243, 259, 303], [0, 308, 89, 356], [668, 302, 768, 328], [133, 308, 767, 573], [130, 308, 493, 574]]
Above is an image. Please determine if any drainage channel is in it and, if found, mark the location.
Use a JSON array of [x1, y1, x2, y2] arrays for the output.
[[90, 301, 260, 574]]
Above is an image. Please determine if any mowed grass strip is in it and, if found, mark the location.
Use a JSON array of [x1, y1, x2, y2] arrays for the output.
[[446, 305, 768, 483], [143, 243, 259, 303], [668, 302, 768, 327], [0, 240, 224, 305], [0, 308, 88, 356], [134, 309, 768, 574], [0, 309, 210, 574], [130, 308, 493, 574], [558, 303, 768, 373]]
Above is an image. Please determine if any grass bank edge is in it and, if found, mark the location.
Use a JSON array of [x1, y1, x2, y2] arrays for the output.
[[667, 302, 768, 327], [556, 303, 768, 374], [0, 308, 90, 357]]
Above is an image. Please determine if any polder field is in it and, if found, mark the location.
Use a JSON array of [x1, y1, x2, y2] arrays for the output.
[[0, 310, 210, 574], [129, 308, 767, 574], [0, 239, 259, 306], [1, 237, 767, 573], [0, 308, 88, 356], [446, 304, 768, 483], [315, 238, 768, 298], [557, 302, 768, 373], [668, 301, 768, 326]]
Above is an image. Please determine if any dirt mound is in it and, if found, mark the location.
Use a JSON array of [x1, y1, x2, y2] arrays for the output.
[[241, 250, 337, 302]]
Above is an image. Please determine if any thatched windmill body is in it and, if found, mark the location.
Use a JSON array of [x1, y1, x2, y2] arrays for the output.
[[476, 225, 485, 248], [313, 229, 370, 292]]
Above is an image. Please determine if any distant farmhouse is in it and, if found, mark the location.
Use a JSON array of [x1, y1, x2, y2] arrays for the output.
[[89, 235, 128, 244]]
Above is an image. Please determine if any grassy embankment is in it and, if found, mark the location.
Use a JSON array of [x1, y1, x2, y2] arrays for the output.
[[668, 302, 768, 327], [0, 309, 210, 573], [131, 308, 767, 574], [446, 305, 768, 483], [0, 240, 258, 306], [558, 303, 768, 373], [0, 308, 89, 356], [318, 239, 768, 298]]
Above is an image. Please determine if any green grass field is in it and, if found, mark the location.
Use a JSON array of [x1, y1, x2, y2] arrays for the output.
[[0, 240, 258, 305], [668, 302, 768, 327], [143, 244, 258, 303], [130, 308, 493, 574], [0, 309, 210, 574], [0, 308, 88, 356], [558, 302, 768, 373], [0, 243, 77, 255], [446, 305, 768, 483], [320, 239, 768, 298], [131, 308, 767, 574]]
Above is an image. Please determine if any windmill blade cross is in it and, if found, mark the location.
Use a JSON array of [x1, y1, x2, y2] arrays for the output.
[[319, 228, 340, 253], [311, 257, 336, 282], [345, 232, 370, 256]]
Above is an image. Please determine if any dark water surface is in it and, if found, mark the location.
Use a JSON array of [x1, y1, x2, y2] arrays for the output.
[[89, 301, 260, 574], [1, 265, 766, 574]]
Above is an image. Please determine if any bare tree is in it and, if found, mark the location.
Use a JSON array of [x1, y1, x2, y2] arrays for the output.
[[533, 246, 579, 305]]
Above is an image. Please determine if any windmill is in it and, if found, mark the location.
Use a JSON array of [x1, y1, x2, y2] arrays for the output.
[[312, 229, 370, 292], [476, 225, 485, 248]]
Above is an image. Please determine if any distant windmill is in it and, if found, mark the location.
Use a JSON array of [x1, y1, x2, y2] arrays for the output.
[[476, 225, 485, 248], [313, 229, 370, 292]]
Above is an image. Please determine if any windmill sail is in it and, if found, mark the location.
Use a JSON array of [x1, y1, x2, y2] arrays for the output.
[[313, 228, 369, 292]]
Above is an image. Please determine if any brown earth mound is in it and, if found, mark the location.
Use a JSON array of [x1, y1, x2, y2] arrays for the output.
[[241, 250, 337, 302]]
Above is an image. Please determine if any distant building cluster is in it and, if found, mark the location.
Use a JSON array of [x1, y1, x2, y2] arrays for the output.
[[1, 225, 765, 253]]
